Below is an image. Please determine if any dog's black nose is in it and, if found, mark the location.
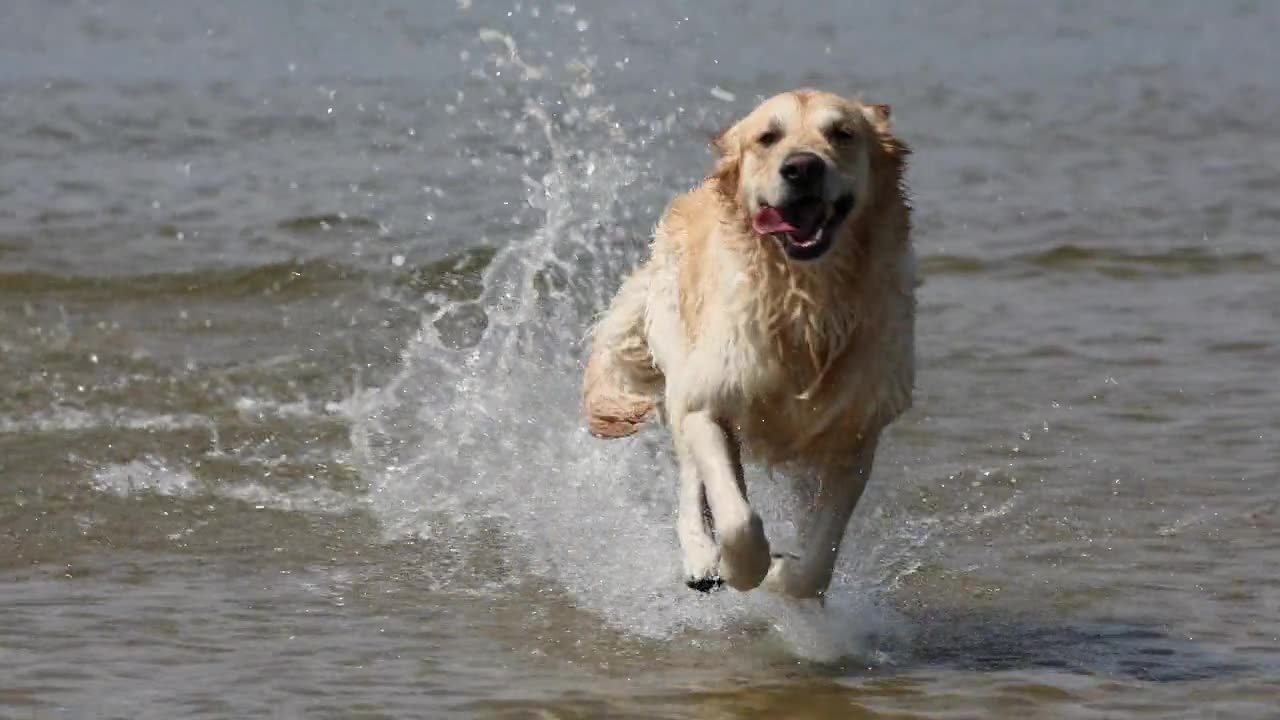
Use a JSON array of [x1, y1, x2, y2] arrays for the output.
[[780, 152, 826, 189]]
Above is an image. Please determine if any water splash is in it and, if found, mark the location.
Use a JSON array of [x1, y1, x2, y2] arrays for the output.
[[334, 22, 987, 661]]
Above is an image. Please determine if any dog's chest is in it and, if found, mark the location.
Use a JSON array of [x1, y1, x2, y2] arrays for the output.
[[714, 310, 841, 408], [711, 304, 892, 463]]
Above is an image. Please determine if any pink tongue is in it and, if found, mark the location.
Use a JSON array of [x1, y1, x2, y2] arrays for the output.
[[752, 207, 797, 235]]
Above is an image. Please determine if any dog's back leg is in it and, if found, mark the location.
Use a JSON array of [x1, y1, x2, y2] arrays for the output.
[[582, 266, 663, 439]]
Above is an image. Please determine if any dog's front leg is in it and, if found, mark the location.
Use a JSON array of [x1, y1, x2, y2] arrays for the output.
[[765, 434, 879, 600], [676, 410, 771, 591], [676, 459, 721, 591]]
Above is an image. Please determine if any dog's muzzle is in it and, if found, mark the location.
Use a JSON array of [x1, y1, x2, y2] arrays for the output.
[[753, 193, 856, 261]]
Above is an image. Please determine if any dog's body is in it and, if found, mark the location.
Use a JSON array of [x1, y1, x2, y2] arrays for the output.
[[583, 89, 915, 599]]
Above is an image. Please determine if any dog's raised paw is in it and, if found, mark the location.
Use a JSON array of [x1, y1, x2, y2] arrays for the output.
[[718, 513, 772, 591], [685, 576, 724, 593]]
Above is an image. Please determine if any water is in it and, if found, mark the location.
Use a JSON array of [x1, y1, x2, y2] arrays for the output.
[[2, 2, 1279, 717]]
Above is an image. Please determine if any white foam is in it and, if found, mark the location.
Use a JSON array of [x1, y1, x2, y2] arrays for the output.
[[218, 482, 359, 515], [0, 407, 214, 435], [89, 455, 360, 516], [90, 456, 201, 498], [234, 396, 326, 421]]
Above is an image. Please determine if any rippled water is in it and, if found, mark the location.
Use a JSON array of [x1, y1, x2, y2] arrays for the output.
[[3, 2, 1279, 718]]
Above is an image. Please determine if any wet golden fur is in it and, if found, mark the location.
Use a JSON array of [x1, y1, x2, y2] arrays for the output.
[[581, 89, 915, 597]]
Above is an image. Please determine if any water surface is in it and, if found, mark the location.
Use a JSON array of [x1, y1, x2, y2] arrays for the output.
[[2, 2, 1279, 717]]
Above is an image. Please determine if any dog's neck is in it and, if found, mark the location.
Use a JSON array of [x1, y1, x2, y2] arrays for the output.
[[726, 186, 910, 400]]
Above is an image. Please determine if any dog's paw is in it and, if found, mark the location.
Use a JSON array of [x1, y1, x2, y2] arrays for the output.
[[763, 554, 794, 595], [681, 550, 720, 592], [717, 513, 772, 591], [685, 575, 724, 593], [763, 553, 827, 601]]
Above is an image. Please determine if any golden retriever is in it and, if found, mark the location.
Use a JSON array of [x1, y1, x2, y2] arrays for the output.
[[582, 89, 915, 600]]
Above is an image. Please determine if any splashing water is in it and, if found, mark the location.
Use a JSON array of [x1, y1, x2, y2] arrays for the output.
[[332, 27, 976, 661]]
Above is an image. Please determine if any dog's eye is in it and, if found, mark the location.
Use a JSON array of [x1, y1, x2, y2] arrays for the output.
[[757, 129, 782, 147], [828, 126, 856, 144]]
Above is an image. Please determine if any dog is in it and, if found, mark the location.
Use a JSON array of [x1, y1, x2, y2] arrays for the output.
[[582, 89, 915, 600]]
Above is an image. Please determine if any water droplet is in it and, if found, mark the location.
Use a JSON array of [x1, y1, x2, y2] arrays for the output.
[[709, 86, 735, 103]]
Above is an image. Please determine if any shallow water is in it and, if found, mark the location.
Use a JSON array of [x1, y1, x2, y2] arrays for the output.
[[2, 2, 1279, 718]]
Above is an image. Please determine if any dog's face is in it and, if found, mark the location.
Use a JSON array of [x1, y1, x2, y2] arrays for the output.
[[712, 90, 896, 261]]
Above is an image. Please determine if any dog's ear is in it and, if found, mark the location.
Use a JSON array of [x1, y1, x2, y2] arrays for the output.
[[710, 122, 739, 156], [708, 123, 741, 197], [862, 103, 892, 131], [863, 102, 910, 161]]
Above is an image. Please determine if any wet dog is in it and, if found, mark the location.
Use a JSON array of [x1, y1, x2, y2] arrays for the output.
[[582, 89, 915, 599]]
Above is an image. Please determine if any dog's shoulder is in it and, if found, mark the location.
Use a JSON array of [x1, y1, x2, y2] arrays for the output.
[[656, 181, 722, 253], [649, 182, 726, 334]]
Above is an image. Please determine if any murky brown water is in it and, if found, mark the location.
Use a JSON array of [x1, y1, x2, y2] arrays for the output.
[[2, 2, 1279, 718]]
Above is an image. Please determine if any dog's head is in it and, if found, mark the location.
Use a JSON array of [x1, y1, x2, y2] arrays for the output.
[[710, 89, 907, 262]]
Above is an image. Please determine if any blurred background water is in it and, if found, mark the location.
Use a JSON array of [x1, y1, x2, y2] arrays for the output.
[[2, 1, 1278, 717]]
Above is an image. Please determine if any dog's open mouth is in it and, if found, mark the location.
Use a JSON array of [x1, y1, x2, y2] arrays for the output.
[[752, 195, 855, 261]]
